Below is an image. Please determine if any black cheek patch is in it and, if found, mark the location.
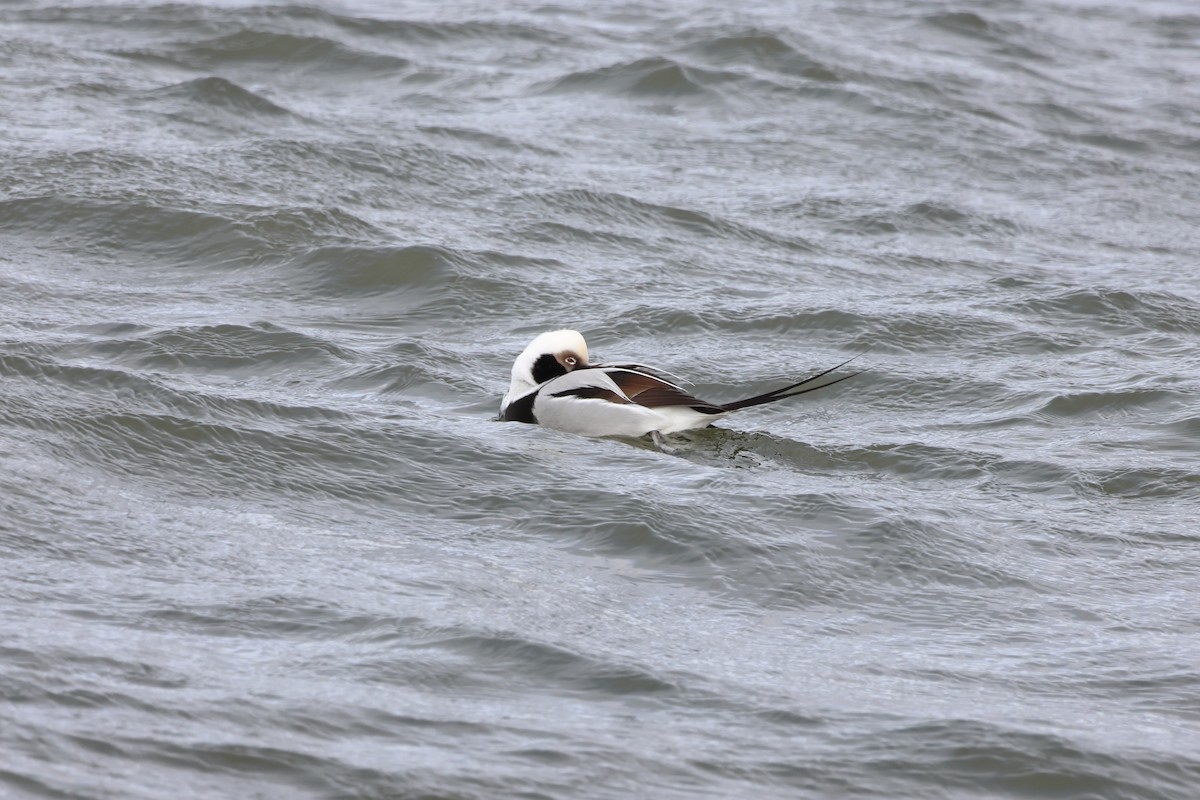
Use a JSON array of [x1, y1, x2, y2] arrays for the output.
[[531, 353, 566, 384]]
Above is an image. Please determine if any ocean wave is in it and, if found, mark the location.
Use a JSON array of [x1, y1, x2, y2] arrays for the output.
[[179, 30, 412, 74], [1006, 287, 1200, 335], [3, 1, 1198, 798], [142, 75, 301, 118], [540, 56, 748, 100], [679, 29, 841, 81], [535, 188, 815, 252]]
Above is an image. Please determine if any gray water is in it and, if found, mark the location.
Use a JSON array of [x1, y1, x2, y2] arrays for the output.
[[2, 0, 1199, 797]]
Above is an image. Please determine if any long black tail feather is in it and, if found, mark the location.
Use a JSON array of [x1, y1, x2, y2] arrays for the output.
[[720, 354, 864, 412]]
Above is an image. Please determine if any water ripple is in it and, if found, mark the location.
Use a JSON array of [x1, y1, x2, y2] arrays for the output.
[[3, 0, 1199, 798]]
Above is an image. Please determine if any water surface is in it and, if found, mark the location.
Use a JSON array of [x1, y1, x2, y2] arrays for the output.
[[2, 0, 1199, 797]]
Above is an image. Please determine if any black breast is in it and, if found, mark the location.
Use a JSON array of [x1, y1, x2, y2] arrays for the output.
[[502, 390, 538, 423]]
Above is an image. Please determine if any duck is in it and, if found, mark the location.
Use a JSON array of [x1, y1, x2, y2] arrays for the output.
[[499, 329, 857, 447]]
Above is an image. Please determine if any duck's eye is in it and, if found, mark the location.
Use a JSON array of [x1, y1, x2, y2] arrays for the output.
[[564, 356, 577, 366]]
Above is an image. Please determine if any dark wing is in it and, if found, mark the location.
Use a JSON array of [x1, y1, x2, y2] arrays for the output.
[[600, 368, 726, 415], [552, 357, 862, 417], [549, 385, 631, 404], [591, 361, 691, 386]]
